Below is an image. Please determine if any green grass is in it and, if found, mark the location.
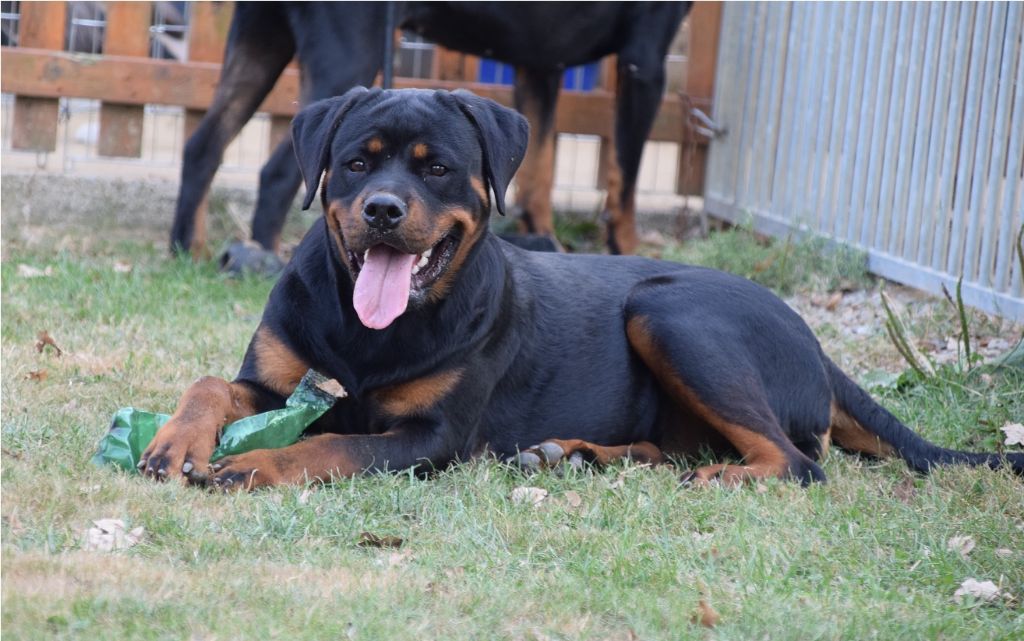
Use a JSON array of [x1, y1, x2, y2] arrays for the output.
[[660, 225, 873, 295], [2, 220, 1023, 640]]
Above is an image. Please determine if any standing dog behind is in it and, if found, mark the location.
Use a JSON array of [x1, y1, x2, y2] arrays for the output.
[[170, 1, 691, 268], [141, 89, 1023, 490]]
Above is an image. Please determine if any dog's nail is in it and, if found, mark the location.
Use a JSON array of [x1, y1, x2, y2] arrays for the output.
[[680, 471, 697, 486], [182, 461, 194, 474], [567, 451, 585, 470], [535, 442, 565, 464], [137, 460, 146, 469], [157, 468, 167, 477], [515, 451, 542, 470]]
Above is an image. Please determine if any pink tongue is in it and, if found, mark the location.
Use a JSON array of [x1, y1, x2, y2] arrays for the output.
[[353, 245, 418, 329]]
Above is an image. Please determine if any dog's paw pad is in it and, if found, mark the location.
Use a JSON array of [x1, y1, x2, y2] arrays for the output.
[[534, 441, 565, 464], [512, 451, 543, 471]]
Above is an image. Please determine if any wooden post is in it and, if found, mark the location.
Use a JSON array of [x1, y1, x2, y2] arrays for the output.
[[597, 57, 619, 190], [98, 2, 152, 157], [11, 1, 67, 152], [678, 1, 722, 195], [184, 1, 232, 140]]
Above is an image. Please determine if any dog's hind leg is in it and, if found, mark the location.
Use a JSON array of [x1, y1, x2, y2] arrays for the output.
[[603, 3, 689, 255], [625, 314, 827, 486], [512, 68, 561, 240], [170, 3, 296, 256]]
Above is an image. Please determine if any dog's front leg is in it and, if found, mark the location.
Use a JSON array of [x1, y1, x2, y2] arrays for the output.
[[208, 422, 457, 491], [139, 377, 270, 484]]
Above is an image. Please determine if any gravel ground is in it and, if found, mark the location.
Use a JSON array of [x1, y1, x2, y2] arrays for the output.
[[786, 282, 1022, 380]]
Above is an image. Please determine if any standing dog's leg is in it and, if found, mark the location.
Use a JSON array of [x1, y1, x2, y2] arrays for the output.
[[513, 68, 562, 240], [245, 5, 387, 258], [603, 4, 689, 254], [170, 4, 296, 256]]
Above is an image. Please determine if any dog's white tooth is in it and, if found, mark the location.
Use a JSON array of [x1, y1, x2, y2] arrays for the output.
[[423, 247, 433, 260], [363, 249, 370, 263], [412, 264, 421, 275], [417, 255, 429, 269]]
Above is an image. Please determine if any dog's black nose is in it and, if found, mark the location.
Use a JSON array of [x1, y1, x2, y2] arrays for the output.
[[362, 193, 407, 231]]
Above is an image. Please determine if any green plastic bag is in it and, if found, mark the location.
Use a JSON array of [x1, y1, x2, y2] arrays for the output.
[[92, 370, 346, 472]]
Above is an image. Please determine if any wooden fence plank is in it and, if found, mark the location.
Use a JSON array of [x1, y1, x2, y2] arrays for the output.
[[858, 2, 899, 247], [185, 1, 232, 140], [961, 2, 1007, 283], [806, 3, 840, 234], [99, 2, 152, 157], [993, 9, 1024, 294], [11, 1, 66, 152], [832, 2, 870, 240], [977, 3, 1020, 288], [0, 48, 690, 143], [929, 4, 974, 272], [845, 3, 884, 245], [900, 3, 944, 259], [916, 3, 959, 266], [945, 2, 992, 275]]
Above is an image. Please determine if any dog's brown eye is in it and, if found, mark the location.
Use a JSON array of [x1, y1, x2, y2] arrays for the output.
[[348, 159, 367, 172], [429, 163, 448, 177]]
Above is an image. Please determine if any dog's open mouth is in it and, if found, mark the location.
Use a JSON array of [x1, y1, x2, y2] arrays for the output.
[[348, 232, 460, 329]]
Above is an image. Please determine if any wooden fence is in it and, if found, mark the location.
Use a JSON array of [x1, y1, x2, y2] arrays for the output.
[[706, 1, 1023, 320], [1, 1, 720, 195]]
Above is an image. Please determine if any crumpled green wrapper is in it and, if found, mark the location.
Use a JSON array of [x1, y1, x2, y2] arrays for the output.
[[92, 370, 346, 472]]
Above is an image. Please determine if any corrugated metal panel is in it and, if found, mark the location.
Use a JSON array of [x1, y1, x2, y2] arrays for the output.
[[706, 1, 1024, 321]]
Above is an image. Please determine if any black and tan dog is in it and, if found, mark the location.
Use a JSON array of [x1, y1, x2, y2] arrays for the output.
[[141, 89, 1023, 490], [170, 2, 690, 265]]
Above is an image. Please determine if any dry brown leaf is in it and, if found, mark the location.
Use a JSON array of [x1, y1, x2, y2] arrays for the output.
[[995, 548, 1014, 559], [511, 486, 548, 506], [112, 260, 133, 273], [947, 535, 976, 558], [753, 256, 774, 273], [82, 519, 144, 552], [17, 264, 53, 278], [953, 578, 1003, 604], [893, 475, 917, 503], [1001, 422, 1024, 447], [34, 330, 62, 357], [692, 599, 720, 628], [25, 370, 48, 382], [358, 531, 403, 549], [316, 378, 348, 398], [382, 549, 413, 567], [825, 291, 843, 311], [562, 490, 583, 509]]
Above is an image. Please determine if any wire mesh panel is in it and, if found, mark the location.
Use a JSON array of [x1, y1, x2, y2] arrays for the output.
[[706, 1, 1024, 320]]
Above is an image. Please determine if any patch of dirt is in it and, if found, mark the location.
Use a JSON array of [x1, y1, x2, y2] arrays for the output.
[[784, 283, 1022, 378]]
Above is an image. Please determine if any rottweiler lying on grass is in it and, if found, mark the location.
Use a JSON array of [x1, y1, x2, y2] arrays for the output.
[[141, 88, 1023, 490]]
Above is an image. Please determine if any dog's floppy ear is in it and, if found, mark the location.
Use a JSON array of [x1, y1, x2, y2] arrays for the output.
[[449, 90, 529, 216], [291, 87, 377, 210]]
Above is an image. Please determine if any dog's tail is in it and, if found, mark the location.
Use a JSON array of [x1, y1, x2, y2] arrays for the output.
[[826, 359, 1023, 474]]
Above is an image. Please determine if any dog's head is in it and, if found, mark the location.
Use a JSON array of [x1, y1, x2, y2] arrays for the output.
[[291, 88, 528, 330]]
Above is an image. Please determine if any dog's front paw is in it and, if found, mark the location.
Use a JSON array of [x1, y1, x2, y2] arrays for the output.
[[208, 450, 286, 492], [139, 421, 217, 485]]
